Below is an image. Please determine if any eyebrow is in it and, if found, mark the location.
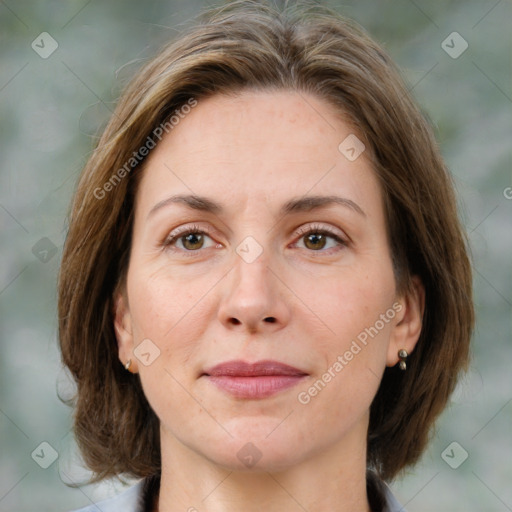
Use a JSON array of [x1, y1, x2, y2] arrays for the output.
[[147, 193, 366, 220]]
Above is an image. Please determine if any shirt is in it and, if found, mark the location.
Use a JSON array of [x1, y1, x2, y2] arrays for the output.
[[69, 478, 406, 512]]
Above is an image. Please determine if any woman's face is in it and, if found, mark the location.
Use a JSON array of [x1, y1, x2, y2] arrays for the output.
[[114, 90, 422, 472]]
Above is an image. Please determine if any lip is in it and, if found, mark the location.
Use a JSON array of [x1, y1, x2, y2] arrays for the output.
[[202, 360, 308, 399]]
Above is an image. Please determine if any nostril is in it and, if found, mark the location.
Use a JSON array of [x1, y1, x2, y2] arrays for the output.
[[229, 318, 241, 325], [264, 317, 276, 323]]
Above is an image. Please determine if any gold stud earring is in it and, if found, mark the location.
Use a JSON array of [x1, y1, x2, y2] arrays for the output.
[[398, 349, 408, 370]]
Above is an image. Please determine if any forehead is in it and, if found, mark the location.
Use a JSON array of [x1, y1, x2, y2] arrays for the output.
[[135, 90, 381, 217]]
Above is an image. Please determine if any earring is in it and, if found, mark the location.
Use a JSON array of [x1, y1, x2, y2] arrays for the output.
[[124, 359, 132, 372], [398, 349, 408, 370]]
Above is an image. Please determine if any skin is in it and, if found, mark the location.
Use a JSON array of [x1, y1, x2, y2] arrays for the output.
[[114, 90, 424, 512]]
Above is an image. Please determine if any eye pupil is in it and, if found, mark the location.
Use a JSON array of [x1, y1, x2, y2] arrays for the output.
[[305, 233, 327, 250], [183, 233, 204, 250]]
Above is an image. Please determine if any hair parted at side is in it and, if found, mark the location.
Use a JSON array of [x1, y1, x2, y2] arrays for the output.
[[58, 0, 473, 484]]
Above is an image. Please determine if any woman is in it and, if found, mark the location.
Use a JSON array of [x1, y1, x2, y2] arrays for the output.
[[58, 1, 474, 511]]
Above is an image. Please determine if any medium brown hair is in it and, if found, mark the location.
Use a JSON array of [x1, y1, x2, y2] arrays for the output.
[[58, 0, 473, 484]]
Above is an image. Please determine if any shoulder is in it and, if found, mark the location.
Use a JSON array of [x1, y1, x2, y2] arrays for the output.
[[383, 484, 406, 512], [68, 476, 403, 512], [68, 479, 146, 512]]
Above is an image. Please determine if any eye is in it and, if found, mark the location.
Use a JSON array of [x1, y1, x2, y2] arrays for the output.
[[163, 224, 219, 253], [293, 224, 347, 253], [162, 223, 347, 256]]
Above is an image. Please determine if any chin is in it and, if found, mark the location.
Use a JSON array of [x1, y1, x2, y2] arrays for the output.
[[199, 426, 309, 473]]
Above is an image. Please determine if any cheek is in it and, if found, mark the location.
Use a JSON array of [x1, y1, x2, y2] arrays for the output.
[[127, 272, 212, 420], [292, 264, 396, 344], [295, 268, 396, 414], [127, 265, 213, 340], [125, 268, 218, 411], [292, 267, 397, 421]]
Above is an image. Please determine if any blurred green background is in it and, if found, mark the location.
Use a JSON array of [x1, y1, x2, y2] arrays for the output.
[[0, 1, 510, 511]]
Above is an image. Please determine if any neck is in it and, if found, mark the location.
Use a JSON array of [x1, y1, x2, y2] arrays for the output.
[[154, 424, 372, 512]]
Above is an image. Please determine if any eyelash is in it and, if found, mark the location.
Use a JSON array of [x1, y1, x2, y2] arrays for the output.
[[162, 223, 347, 256], [293, 224, 347, 254]]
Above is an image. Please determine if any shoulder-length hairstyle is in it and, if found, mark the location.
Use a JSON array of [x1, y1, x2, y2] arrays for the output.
[[58, 0, 473, 484]]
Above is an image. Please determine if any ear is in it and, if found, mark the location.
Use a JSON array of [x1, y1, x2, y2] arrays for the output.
[[387, 275, 425, 367], [113, 291, 138, 373]]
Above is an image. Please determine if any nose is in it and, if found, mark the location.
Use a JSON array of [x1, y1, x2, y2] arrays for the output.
[[217, 252, 291, 334]]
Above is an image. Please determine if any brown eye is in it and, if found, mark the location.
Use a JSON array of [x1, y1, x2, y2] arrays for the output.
[[303, 232, 328, 250], [293, 225, 347, 254], [163, 226, 217, 254], [181, 232, 204, 250]]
